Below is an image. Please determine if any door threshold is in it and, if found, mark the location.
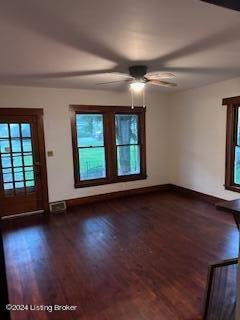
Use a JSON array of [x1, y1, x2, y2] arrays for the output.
[[1, 210, 44, 220]]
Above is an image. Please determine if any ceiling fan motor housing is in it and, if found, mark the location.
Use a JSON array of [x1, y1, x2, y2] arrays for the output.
[[129, 65, 148, 80]]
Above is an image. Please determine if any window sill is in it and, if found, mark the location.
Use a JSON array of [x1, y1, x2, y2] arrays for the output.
[[74, 174, 147, 188], [225, 185, 240, 193]]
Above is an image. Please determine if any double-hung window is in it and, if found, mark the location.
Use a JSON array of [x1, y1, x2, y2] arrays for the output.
[[70, 105, 146, 188], [223, 96, 240, 192]]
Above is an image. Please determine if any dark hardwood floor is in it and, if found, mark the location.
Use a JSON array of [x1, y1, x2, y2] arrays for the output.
[[206, 262, 237, 320], [2, 191, 239, 320]]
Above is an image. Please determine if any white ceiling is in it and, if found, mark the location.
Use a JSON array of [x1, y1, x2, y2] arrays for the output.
[[0, 0, 240, 91]]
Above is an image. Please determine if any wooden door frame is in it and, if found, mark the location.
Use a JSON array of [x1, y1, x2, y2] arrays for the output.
[[0, 108, 49, 214]]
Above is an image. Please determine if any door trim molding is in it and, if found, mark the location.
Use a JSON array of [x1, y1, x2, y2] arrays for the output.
[[0, 108, 43, 115], [0, 108, 49, 216]]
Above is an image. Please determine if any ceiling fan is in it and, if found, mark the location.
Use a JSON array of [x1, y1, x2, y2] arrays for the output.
[[200, 0, 240, 11], [97, 65, 177, 91]]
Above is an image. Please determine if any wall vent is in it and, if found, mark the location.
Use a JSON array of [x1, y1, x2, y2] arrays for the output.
[[49, 201, 66, 213]]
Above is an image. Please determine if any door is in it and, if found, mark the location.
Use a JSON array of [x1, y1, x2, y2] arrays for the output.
[[0, 109, 48, 217]]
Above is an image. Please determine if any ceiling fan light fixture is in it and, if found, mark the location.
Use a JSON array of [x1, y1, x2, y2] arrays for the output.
[[130, 80, 146, 92]]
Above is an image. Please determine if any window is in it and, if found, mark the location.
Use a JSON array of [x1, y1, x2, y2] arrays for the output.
[[70, 106, 146, 187], [223, 96, 240, 192]]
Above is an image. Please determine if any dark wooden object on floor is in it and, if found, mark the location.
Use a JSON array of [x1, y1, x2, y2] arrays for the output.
[[0, 220, 11, 320], [216, 199, 240, 230], [203, 199, 240, 320], [204, 258, 238, 320], [2, 191, 239, 320]]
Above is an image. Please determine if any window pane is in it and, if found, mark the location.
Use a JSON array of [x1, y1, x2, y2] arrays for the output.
[[234, 146, 240, 184], [4, 183, 13, 190], [24, 166, 34, 173], [115, 114, 138, 145], [25, 170, 34, 180], [0, 124, 9, 138], [15, 182, 24, 189], [76, 114, 104, 147], [14, 170, 24, 181], [10, 123, 20, 137], [117, 145, 140, 176], [3, 173, 13, 182], [0, 139, 10, 153], [79, 147, 106, 180], [23, 155, 33, 166], [26, 180, 35, 187], [13, 154, 23, 167], [22, 139, 32, 152], [21, 123, 31, 137], [1, 154, 11, 168], [11, 139, 21, 152]]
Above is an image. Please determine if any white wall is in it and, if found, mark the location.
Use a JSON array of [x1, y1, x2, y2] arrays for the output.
[[2, 77, 240, 204], [0, 85, 170, 202], [169, 77, 240, 200]]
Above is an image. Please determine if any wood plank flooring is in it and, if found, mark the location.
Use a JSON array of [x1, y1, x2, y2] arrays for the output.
[[206, 262, 237, 320], [2, 191, 239, 320]]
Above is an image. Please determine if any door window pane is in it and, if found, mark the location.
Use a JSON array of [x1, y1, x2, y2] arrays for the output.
[[79, 147, 106, 180], [13, 154, 23, 167], [26, 180, 35, 187], [11, 139, 21, 152], [23, 155, 33, 166], [3, 173, 13, 182], [15, 182, 24, 188], [25, 170, 34, 180], [0, 139, 10, 153], [22, 139, 32, 152], [1, 154, 11, 168], [4, 183, 13, 190], [10, 123, 20, 137], [21, 123, 31, 137], [14, 171, 24, 181], [0, 124, 9, 138]]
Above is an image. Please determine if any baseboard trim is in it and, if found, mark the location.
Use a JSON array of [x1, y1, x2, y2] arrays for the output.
[[169, 184, 223, 204], [65, 184, 223, 208], [66, 184, 171, 207]]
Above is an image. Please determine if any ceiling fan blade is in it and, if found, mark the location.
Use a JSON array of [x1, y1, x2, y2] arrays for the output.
[[0, 69, 130, 80], [96, 79, 132, 85], [200, 0, 240, 11], [148, 80, 177, 87], [146, 72, 176, 79]]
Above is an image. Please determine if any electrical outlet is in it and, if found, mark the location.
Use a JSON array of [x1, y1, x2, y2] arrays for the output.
[[47, 151, 54, 157]]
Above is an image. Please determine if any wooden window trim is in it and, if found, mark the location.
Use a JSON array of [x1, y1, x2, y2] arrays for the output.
[[70, 105, 147, 188], [223, 97, 240, 192]]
